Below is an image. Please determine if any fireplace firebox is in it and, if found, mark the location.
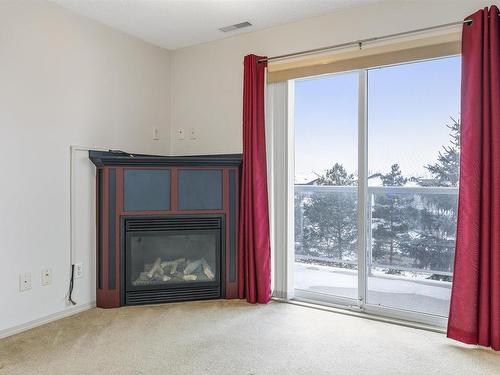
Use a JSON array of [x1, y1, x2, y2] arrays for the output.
[[89, 150, 241, 308], [124, 216, 224, 305]]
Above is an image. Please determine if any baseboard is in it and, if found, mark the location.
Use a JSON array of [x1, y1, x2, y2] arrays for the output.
[[0, 301, 96, 340], [272, 290, 289, 300]]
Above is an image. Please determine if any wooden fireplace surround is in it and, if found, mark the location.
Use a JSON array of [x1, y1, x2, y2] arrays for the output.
[[89, 150, 242, 308]]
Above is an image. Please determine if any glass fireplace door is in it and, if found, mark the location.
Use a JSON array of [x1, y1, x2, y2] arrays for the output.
[[126, 229, 220, 289]]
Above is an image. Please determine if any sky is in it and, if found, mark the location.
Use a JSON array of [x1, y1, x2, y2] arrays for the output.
[[294, 56, 461, 184]]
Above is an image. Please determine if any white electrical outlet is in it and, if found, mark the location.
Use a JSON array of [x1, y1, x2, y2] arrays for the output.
[[188, 127, 197, 140], [153, 127, 160, 140], [19, 272, 32, 292], [74, 263, 83, 279], [176, 128, 185, 140], [41, 268, 52, 286]]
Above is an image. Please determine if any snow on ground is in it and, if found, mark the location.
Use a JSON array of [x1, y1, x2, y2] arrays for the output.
[[294, 263, 451, 316]]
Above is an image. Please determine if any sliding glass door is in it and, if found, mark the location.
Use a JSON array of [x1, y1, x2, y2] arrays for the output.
[[292, 55, 461, 324]]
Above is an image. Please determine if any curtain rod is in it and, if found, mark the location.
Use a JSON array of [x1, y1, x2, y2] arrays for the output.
[[258, 17, 486, 63]]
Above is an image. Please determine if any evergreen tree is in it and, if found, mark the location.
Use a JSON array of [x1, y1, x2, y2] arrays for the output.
[[316, 163, 356, 186], [371, 164, 417, 267], [302, 163, 358, 260], [423, 118, 460, 187], [295, 191, 306, 254], [409, 118, 460, 278]]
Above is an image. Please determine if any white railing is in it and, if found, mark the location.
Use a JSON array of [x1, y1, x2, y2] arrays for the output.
[[295, 185, 459, 195], [294, 184, 458, 277]]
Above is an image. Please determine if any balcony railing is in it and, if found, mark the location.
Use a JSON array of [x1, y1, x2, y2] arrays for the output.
[[294, 184, 459, 279]]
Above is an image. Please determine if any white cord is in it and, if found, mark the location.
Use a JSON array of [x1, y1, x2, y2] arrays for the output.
[[68, 145, 109, 304]]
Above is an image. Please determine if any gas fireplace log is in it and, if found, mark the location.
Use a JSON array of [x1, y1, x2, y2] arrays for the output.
[[183, 274, 197, 281], [147, 257, 168, 280], [183, 258, 215, 280], [147, 257, 162, 278], [161, 258, 186, 274], [201, 259, 215, 280], [183, 259, 203, 275]]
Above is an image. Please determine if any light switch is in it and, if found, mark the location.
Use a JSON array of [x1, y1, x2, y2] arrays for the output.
[[153, 128, 160, 140], [41, 268, 52, 286]]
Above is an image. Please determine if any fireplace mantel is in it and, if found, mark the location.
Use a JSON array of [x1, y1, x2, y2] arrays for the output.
[[89, 150, 242, 167], [89, 150, 242, 308]]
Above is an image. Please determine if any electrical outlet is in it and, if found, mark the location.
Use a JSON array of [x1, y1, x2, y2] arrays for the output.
[[19, 272, 32, 292], [176, 128, 185, 140], [41, 268, 52, 286], [188, 127, 197, 140], [74, 263, 83, 279]]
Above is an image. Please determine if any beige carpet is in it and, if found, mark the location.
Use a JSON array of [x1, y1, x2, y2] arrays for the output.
[[0, 300, 498, 375]]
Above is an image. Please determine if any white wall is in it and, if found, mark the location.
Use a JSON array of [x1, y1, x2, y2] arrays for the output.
[[0, 1, 171, 334], [170, 0, 498, 155]]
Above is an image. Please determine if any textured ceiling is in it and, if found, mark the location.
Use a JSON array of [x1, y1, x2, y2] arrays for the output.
[[52, 0, 378, 50]]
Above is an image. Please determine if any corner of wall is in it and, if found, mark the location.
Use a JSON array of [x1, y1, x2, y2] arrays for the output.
[[168, 51, 176, 156]]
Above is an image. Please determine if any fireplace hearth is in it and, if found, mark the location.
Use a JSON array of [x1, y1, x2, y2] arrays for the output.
[[124, 216, 224, 305]]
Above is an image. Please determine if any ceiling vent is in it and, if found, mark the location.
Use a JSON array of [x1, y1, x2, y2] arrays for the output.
[[219, 21, 252, 33]]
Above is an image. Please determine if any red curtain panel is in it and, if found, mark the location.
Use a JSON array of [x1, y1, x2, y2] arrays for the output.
[[238, 54, 271, 304], [448, 5, 500, 351]]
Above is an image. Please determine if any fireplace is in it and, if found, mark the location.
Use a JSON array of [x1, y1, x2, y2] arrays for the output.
[[90, 150, 241, 308], [124, 216, 224, 305]]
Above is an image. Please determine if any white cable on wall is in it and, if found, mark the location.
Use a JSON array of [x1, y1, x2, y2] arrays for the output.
[[68, 144, 109, 305]]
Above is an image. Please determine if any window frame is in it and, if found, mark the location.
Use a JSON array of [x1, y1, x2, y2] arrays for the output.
[[269, 53, 461, 329]]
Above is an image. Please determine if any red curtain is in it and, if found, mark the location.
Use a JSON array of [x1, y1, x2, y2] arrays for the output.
[[238, 54, 271, 304], [448, 6, 500, 351]]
